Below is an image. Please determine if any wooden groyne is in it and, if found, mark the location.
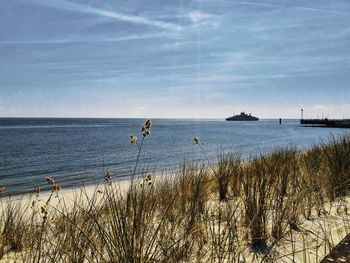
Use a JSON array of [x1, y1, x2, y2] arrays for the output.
[[300, 119, 350, 128], [321, 233, 350, 262]]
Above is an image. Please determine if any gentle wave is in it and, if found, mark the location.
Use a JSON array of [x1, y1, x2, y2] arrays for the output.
[[0, 118, 347, 195]]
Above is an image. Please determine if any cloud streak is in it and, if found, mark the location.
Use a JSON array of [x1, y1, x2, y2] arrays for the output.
[[0, 33, 165, 45], [189, 11, 219, 28], [226, 1, 350, 15], [32, 0, 182, 31]]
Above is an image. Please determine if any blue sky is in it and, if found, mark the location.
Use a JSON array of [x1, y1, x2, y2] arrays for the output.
[[1, 0, 350, 118]]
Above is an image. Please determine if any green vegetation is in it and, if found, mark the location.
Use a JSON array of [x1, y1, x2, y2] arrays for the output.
[[1, 121, 350, 262]]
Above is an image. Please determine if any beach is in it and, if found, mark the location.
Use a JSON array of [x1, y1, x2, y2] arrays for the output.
[[1, 133, 350, 262]]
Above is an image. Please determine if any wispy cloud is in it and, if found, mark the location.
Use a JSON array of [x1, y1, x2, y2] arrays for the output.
[[0, 33, 165, 45], [306, 104, 350, 119], [188, 11, 219, 28], [293, 6, 350, 16], [226, 1, 350, 15], [32, 0, 182, 31], [312, 104, 325, 110], [183, 74, 247, 83]]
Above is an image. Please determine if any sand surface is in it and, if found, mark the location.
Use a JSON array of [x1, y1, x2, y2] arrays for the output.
[[1, 180, 350, 262]]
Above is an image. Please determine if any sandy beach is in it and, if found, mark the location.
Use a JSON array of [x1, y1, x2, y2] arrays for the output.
[[1, 176, 350, 262], [1, 135, 350, 262]]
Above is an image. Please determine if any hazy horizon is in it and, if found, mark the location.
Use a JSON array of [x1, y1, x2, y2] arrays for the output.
[[0, 116, 302, 120], [1, 0, 350, 119]]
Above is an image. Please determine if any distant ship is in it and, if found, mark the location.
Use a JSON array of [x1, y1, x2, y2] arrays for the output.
[[226, 112, 259, 121]]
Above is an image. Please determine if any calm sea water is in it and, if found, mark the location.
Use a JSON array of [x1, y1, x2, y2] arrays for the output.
[[0, 118, 348, 195]]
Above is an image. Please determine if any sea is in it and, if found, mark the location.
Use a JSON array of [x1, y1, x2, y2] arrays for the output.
[[0, 118, 348, 195]]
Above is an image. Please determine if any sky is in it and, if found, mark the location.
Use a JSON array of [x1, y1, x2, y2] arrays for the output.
[[1, 0, 350, 119]]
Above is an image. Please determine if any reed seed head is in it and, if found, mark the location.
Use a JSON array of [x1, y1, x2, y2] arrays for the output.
[[129, 134, 137, 144], [105, 170, 112, 183], [194, 137, 199, 144], [0, 187, 5, 194], [142, 130, 151, 138], [41, 205, 48, 215], [45, 177, 55, 185], [52, 184, 61, 191], [145, 119, 151, 129], [146, 173, 152, 181]]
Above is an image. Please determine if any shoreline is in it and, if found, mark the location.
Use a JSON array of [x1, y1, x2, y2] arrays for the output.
[[0, 180, 133, 215]]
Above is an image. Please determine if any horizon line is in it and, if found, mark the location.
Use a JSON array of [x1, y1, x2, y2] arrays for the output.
[[0, 116, 301, 120]]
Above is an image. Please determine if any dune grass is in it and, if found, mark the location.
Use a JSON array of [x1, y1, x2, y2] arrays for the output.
[[1, 121, 350, 262]]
